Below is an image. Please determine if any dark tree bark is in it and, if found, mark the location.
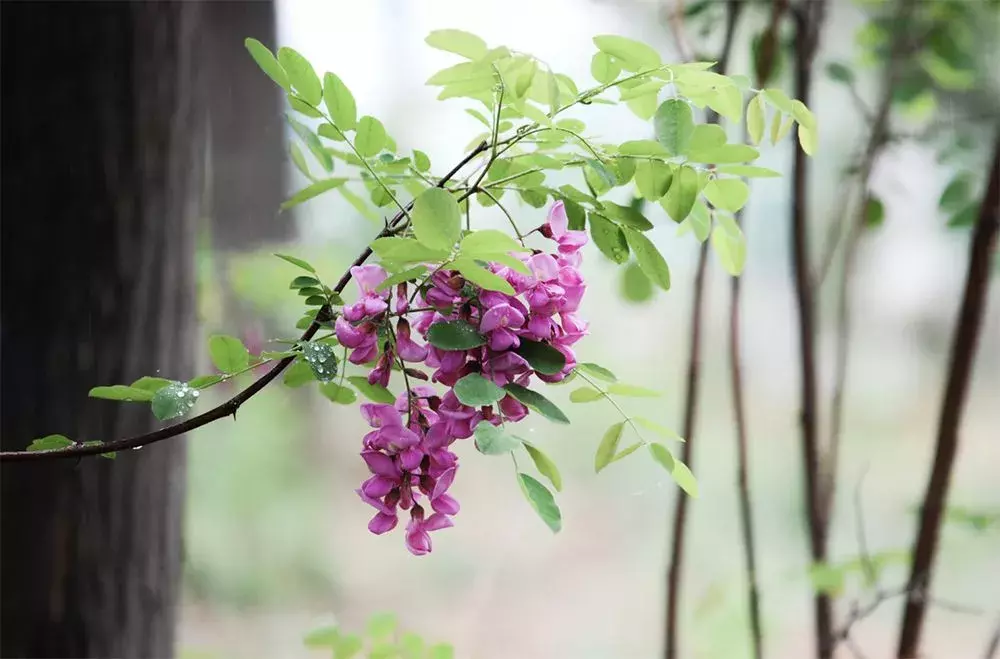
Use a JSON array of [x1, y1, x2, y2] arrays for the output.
[[0, 3, 205, 657], [203, 0, 287, 251], [896, 133, 1000, 659]]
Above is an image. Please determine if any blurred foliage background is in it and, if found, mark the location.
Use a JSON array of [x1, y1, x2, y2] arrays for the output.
[[177, 1, 999, 658]]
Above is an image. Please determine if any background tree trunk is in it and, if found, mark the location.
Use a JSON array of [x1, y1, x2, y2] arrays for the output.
[[0, 3, 205, 656]]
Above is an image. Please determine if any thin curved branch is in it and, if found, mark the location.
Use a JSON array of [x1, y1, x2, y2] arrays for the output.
[[0, 140, 491, 463], [663, 2, 744, 658]]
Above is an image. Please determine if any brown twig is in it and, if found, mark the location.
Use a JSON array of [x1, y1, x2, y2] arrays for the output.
[[663, 2, 743, 658], [896, 132, 1000, 658], [726, 1, 790, 656], [789, 0, 833, 656], [984, 616, 1000, 659], [0, 141, 490, 462]]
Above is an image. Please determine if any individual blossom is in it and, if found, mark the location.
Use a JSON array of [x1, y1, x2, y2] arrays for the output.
[[361, 403, 421, 453], [542, 201, 588, 267], [404, 505, 454, 556], [394, 318, 427, 363], [343, 265, 390, 321]]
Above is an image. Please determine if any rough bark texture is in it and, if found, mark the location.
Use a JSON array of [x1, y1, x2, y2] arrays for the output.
[[203, 0, 287, 251], [0, 2, 204, 657]]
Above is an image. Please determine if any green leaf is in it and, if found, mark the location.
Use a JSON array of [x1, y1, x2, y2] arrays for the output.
[[688, 144, 760, 164], [504, 383, 570, 424], [588, 213, 630, 264], [772, 113, 794, 145], [747, 94, 765, 145], [28, 434, 74, 452], [281, 178, 347, 210], [277, 47, 322, 105], [290, 143, 312, 179], [633, 416, 685, 441], [354, 116, 386, 158], [454, 373, 506, 407], [598, 203, 653, 231], [323, 72, 357, 130], [370, 237, 450, 264], [662, 165, 699, 223], [425, 29, 488, 60], [274, 253, 316, 273], [623, 228, 671, 291], [634, 160, 673, 201], [648, 441, 674, 470], [711, 215, 746, 276], [678, 200, 711, 243], [826, 62, 855, 84], [654, 99, 695, 156], [706, 85, 743, 122], [515, 339, 567, 375], [346, 376, 396, 404], [619, 140, 669, 157], [670, 456, 698, 496], [947, 202, 977, 229], [518, 473, 562, 532], [473, 421, 522, 455], [716, 165, 781, 178], [376, 265, 428, 291], [608, 383, 660, 397], [939, 175, 971, 212], [595, 421, 625, 472], [89, 385, 154, 403], [809, 563, 845, 596], [577, 362, 617, 382], [522, 443, 562, 491], [452, 258, 515, 294], [208, 334, 250, 374], [290, 275, 321, 289], [301, 341, 339, 382], [283, 360, 315, 388], [151, 381, 199, 420], [427, 319, 486, 350], [704, 178, 750, 213], [585, 158, 616, 189], [413, 149, 431, 172], [622, 260, 654, 303], [244, 39, 290, 91], [320, 382, 357, 405], [591, 52, 621, 83], [687, 124, 726, 152], [303, 625, 341, 648], [798, 124, 817, 156], [412, 187, 461, 251], [762, 88, 795, 113], [288, 95, 323, 118], [569, 387, 604, 403], [427, 644, 455, 659], [129, 376, 173, 393], [334, 634, 363, 659], [865, 196, 885, 228], [366, 613, 397, 640], [593, 35, 661, 71], [459, 229, 529, 257], [188, 374, 223, 389], [791, 100, 816, 130]]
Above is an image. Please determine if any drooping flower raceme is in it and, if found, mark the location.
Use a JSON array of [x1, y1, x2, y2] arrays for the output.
[[339, 201, 588, 555]]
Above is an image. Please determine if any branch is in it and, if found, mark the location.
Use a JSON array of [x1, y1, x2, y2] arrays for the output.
[[664, 3, 743, 658], [789, 0, 833, 655], [896, 132, 1000, 659], [726, 2, 789, 656], [984, 616, 1000, 659], [0, 140, 491, 463]]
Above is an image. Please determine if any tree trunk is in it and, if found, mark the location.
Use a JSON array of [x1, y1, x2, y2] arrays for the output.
[[0, 3, 205, 657]]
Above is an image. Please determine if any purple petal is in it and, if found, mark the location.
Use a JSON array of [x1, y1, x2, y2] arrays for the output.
[[336, 317, 371, 348], [431, 494, 460, 515], [424, 512, 455, 532], [362, 475, 396, 498], [368, 511, 398, 535], [432, 467, 457, 499], [362, 450, 399, 477], [547, 201, 568, 237], [352, 264, 388, 295], [405, 526, 432, 556], [399, 446, 424, 471], [529, 253, 560, 281], [361, 403, 403, 429]]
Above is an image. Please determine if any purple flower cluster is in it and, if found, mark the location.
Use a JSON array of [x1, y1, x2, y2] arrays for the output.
[[335, 202, 588, 555]]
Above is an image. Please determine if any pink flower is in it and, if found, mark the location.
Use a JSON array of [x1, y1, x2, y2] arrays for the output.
[[559, 313, 588, 346], [395, 319, 427, 362], [361, 404, 421, 451], [499, 395, 528, 422], [545, 201, 588, 256], [404, 505, 454, 556], [343, 265, 390, 321], [368, 347, 394, 387], [480, 303, 525, 351]]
